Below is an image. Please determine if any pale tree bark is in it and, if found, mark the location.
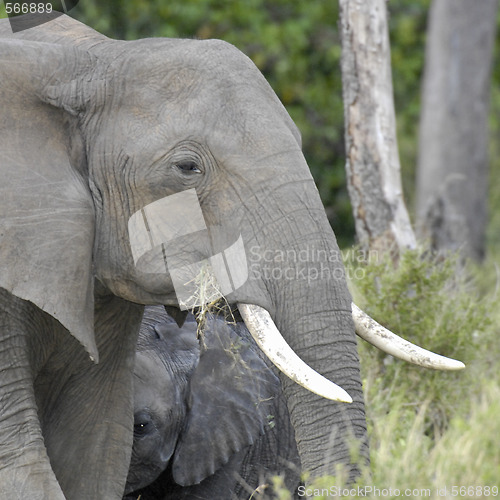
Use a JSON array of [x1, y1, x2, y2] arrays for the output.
[[339, 0, 417, 255], [416, 0, 498, 261]]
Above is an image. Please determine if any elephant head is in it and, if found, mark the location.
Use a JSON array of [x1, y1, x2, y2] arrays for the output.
[[0, 14, 463, 499], [126, 308, 200, 494], [125, 306, 299, 499]]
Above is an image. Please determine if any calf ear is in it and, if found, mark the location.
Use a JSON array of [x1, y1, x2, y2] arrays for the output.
[[0, 40, 103, 361], [172, 321, 280, 486]]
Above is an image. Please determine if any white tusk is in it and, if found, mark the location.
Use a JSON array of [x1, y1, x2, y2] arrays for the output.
[[352, 303, 465, 371], [238, 303, 353, 403]]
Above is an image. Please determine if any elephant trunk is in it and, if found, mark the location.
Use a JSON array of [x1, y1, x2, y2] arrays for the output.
[[273, 251, 368, 478], [239, 196, 369, 479]]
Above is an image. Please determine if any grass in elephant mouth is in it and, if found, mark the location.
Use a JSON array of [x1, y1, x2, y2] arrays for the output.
[[180, 263, 237, 346]]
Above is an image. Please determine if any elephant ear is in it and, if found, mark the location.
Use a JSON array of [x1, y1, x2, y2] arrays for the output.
[[172, 319, 280, 486], [0, 39, 104, 361]]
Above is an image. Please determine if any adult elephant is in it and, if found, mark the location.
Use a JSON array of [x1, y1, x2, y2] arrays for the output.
[[125, 306, 300, 499], [0, 13, 462, 499]]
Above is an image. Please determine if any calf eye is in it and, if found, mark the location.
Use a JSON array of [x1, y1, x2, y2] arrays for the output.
[[175, 160, 201, 174]]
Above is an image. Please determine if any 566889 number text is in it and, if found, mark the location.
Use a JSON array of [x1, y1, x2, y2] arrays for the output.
[[5, 3, 53, 14]]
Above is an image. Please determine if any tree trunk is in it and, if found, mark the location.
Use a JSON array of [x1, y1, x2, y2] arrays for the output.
[[416, 0, 498, 261], [339, 0, 417, 255]]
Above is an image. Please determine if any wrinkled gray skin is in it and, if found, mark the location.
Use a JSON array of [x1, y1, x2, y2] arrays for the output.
[[0, 13, 367, 499], [124, 306, 300, 500]]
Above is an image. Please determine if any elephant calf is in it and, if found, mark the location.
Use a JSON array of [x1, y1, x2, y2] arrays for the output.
[[124, 306, 301, 500]]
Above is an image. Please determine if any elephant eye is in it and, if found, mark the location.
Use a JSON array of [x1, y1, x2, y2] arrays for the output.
[[134, 422, 149, 437], [174, 160, 202, 174], [134, 412, 153, 438]]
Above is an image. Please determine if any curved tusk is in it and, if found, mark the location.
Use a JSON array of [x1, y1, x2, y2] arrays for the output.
[[352, 303, 465, 371], [238, 303, 353, 403]]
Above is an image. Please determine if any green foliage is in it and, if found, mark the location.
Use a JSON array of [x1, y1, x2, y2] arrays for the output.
[[347, 248, 491, 434], [359, 382, 500, 495]]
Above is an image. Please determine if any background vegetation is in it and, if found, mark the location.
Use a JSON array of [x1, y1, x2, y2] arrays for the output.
[[1, 1, 499, 496]]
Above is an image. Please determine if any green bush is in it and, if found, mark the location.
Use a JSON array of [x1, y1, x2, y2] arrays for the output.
[[346, 248, 491, 434], [344, 248, 498, 495]]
